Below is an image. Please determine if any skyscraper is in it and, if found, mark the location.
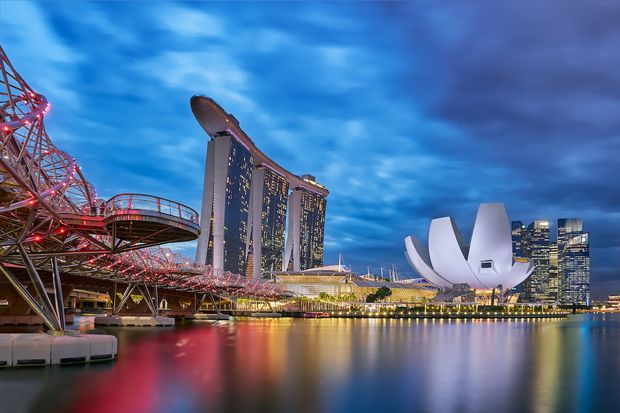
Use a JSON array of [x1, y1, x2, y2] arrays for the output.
[[548, 242, 558, 300], [513, 220, 550, 302], [511, 217, 590, 304], [299, 183, 327, 270], [511, 221, 529, 295], [191, 96, 329, 276], [246, 166, 289, 278], [558, 219, 590, 305], [557, 218, 581, 299], [196, 133, 253, 275], [528, 220, 550, 301], [511, 221, 529, 259], [283, 180, 327, 271]]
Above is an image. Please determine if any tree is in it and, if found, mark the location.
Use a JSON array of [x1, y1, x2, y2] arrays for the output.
[[366, 286, 392, 303]]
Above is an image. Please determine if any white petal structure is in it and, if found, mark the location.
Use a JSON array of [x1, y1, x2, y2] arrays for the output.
[[405, 203, 534, 291], [405, 236, 452, 288]]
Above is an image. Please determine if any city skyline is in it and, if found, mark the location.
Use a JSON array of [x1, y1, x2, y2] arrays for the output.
[[511, 218, 590, 305], [1, 1, 618, 297]]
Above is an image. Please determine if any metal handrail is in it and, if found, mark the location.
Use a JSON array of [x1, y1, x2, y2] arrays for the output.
[[105, 193, 199, 225]]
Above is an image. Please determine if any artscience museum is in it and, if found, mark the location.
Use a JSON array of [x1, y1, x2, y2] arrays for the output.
[[405, 203, 534, 292]]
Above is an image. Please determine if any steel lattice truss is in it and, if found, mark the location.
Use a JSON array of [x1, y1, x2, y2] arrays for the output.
[[0, 45, 288, 330]]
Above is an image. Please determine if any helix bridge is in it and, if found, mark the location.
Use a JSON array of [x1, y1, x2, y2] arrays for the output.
[[0, 45, 288, 332]]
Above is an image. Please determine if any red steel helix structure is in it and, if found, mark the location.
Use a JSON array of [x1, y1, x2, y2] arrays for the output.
[[0, 45, 288, 331]]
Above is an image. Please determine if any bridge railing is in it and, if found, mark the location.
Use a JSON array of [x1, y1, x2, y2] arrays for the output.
[[105, 193, 199, 225]]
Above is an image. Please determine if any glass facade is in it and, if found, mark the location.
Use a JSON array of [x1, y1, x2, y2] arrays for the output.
[[205, 195, 215, 266], [299, 189, 327, 270], [557, 218, 589, 305], [513, 220, 550, 302], [557, 218, 585, 304], [527, 220, 550, 301], [563, 233, 590, 305], [194, 98, 329, 277], [511, 221, 528, 259], [202, 137, 327, 276], [260, 168, 289, 273], [511, 221, 529, 295], [548, 242, 558, 300], [219, 137, 253, 275], [511, 217, 590, 304]]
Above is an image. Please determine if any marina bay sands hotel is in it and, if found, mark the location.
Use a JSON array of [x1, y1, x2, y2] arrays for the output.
[[191, 96, 329, 278]]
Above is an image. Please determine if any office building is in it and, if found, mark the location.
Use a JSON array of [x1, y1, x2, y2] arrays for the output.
[[562, 232, 590, 305], [521, 220, 550, 302], [548, 242, 558, 300], [557, 218, 590, 305], [511, 217, 590, 304], [511, 221, 529, 260]]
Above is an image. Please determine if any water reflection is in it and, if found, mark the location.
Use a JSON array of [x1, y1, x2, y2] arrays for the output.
[[1, 314, 619, 413]]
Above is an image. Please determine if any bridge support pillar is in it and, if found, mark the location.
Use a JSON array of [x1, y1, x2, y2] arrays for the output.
[[136, 283, 158, 317], [98, 282, 174, 327], [194, 293, 206, 313], [113, 283, 136, 315], [0, 246, 69, 332], [112, 282, 118, 312], [209, 292, 223, 314], [51, 257, 66, 329], [0, 263, 55, 329], [18, 244, 62, 331]]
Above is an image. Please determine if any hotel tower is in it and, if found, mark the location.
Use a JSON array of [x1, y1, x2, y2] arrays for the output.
[[191, 96, 328, 278]]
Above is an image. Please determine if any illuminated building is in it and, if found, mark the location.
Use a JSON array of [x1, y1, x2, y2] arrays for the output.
[[510, 221, 529, 294], [511, 217, 590, 304], [266, 265, 436, 303], [194, 132, 253, 275], [191, 96, 328, 276], [404, 204, 533, 291], [521, 220, 550, 302], [548, 242, 558, 300], [561, 232, 590, 305], [247, 166, 289, 277], [283, 179, 327, 272], [511, 221, 529, 260], [557, 218, 590, 305]]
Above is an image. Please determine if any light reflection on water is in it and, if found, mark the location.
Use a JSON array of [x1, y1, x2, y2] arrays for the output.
[[1, 314, 619, 413]]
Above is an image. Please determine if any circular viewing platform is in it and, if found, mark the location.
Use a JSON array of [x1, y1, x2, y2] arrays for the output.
[[104, 193, 200, 244]]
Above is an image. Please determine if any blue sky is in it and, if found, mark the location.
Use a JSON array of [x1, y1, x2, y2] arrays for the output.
[[1, 1, 618, 297]]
